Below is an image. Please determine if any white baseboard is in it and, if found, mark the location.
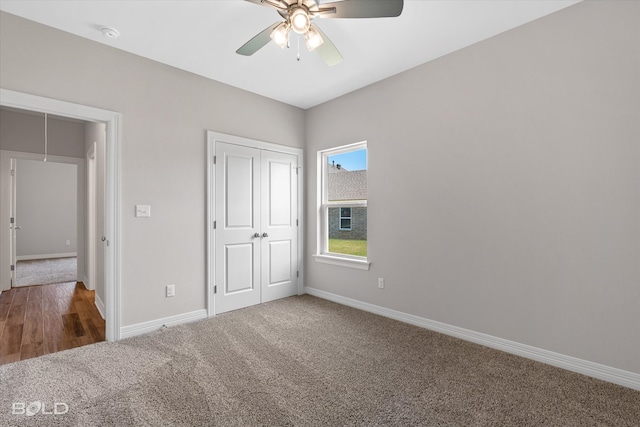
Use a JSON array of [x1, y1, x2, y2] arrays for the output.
[[94, 293, 106, 320], [120, 309, 208, 339], [82, 275, 95, 291], [16, 252, 77, 261], [303, 286, 640, 391]]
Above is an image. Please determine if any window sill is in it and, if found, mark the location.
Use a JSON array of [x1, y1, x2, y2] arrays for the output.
[[313, 254, 371, 271]]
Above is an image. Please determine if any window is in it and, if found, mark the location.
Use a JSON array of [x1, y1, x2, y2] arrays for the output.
[[314, 141, 370, 270], [339, 207, 352, 230]]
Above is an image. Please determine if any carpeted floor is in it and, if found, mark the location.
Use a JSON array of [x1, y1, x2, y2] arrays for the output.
[[15, 257, 77, 287], [0, 295, 638, 426]]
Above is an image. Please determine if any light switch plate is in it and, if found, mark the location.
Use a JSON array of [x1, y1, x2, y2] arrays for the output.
[[135, 205, 151, 218]]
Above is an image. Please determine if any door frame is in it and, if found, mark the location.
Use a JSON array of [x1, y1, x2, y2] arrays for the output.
[[0, 88, 122, 342], [5, 152, 84, 285], [86, 142, 97, 291], [206, 131, 304, 317]]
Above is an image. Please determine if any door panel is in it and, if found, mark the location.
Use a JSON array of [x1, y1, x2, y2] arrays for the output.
[[225, 154, 256, 229], [224, 243, 255, 294], [268, 160, 292, 226], [268, 240, 292, 285], [261, 151, 298, 303], [215, 142, 261, 314]]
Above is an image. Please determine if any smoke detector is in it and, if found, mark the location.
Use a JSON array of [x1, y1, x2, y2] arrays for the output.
[[101, 27, 120, 39]]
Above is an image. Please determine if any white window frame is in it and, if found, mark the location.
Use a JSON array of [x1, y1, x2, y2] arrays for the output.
[[313, 141, 370, 270], [339, 207, 352, 231]]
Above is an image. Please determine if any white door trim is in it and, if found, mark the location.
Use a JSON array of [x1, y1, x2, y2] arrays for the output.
[[206, 131, 304, 317], [2, 151, 85, 285], [86, 142, 97, 291], [0, 88, 122, 341]]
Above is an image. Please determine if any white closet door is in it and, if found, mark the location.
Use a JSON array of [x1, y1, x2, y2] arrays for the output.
[[261, 150, 298, 303], [213, 140, 299, 315], [214, 142, 261, 314]]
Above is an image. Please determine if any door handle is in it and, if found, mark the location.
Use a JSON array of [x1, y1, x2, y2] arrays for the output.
[[262, 232, 269, 238], [14, 226, 21, 230], [253, 233, 261, 238]]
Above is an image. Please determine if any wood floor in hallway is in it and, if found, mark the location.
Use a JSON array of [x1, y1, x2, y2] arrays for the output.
[[0, 282, 105, 365]]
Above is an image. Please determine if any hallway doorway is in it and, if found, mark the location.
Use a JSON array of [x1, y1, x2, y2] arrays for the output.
[[0, 88, 122, 345], [10, 157, 80, 289]]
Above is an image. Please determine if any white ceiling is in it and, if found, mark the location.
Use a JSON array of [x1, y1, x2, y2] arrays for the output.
[[0, 0, 580, 109]]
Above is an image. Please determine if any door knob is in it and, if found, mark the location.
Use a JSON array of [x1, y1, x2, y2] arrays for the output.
[[253, 233, 261, 238], [14, 226, 21, 230], [262, 232, 269, 238]]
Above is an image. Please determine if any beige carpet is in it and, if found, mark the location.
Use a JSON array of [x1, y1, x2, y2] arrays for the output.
[[15, 257, 77, 287], [0, 295, 638, 426]]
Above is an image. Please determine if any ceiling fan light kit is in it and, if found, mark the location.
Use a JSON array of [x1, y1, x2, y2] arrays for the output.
[[270, 22, 290, 48], [304, 25, 324, 51], [237, 0, 404, 66], [290, 7, 311, 34]]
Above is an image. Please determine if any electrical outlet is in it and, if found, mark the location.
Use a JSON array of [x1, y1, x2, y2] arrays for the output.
[[66, 240, 71, 246], [166, 284, 175, 297], [378, 278, 385, 289]]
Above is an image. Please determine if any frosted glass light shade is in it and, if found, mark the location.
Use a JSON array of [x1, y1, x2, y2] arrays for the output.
[[270, 22, 289, 49], [305, 26, 324, 51], [290, 8, 310, 34]]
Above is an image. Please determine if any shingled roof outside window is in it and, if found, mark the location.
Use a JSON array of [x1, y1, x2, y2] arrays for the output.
[[327, 165, 367, 201]]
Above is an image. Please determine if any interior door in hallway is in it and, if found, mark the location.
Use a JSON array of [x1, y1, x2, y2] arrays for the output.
[[214, 142, 299, 315]]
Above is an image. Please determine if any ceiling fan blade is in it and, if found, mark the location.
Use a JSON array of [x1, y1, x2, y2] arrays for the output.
[[312, 25, 343, 66], [236, 22, 281, 56], [318, 0, 403, 19], [243, 0, 288, 10]]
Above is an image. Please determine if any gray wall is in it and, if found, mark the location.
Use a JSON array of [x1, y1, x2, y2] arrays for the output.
[[0, 108, 85, 158], [15, 159, 77, 258], [1, 1, 637, 377], [305, 0, 639, 374], [0, 11, 305, 326]]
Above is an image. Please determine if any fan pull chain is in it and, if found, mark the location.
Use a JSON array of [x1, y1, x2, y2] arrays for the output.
[[297, 36, 300, 61]]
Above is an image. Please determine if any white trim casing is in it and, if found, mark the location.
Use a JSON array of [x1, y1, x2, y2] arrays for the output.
[[303, 286, 640, 391], [16, 253, 77, 261], [316, 141, 369, 270], [94, 292, 106, 320], [120, 309, 207, 339], [0, 88, 122, 342], [1, 150, 85, 284], [206, 131, 304, 317], [312, 254, 370, 270]]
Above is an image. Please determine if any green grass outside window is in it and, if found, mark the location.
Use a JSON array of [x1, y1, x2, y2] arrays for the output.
[[328, 239, 367, 257]]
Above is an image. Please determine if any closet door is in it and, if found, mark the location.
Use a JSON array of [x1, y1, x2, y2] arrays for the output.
[[213, 140, 299, 315], [261, 150, 298, 303], [214, 142, 261, 314]]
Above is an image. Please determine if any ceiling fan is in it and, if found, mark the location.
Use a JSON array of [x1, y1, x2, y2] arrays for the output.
[[236, 0, 404, 66]]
